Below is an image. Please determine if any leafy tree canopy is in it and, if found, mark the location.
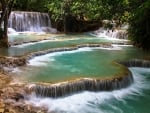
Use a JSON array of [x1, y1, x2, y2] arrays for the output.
[[128, 0, 150, 50], [45, 0, 129, 23]]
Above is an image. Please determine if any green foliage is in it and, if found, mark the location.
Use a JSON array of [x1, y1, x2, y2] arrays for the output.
[[46, 0, 63, 22], [13, 0, 47, 12], [12, 0, 131, 25], [46, 0, 101, 22], [46, 0, 130, 24], [1, 0, 150, 49], [128, 0, 150, 50]]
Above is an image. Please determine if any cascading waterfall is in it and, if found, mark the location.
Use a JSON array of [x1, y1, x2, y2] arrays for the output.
[[26, 59, 150, 98], [119, 59, 150, 67], [27, 72, 133, 98], [26, 67, 150, 113], [93, 28, 128, 39], [8, 11, 56, 32]]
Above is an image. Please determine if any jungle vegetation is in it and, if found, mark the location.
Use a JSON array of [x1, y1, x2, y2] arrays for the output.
[[0, 0, 150, 50]]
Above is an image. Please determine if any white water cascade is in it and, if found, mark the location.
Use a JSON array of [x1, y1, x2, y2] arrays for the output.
[[25, 67, 150, 113], [93, 28, 128, 39], [8, 11, 56, 33]]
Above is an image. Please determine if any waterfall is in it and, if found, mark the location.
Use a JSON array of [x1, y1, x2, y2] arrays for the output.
[[93, 28, 128, 39], [119, 59, 150, 67], [26, 59, 150, 98], [27, 74, 133, 98], [8, 11, 56, 32]]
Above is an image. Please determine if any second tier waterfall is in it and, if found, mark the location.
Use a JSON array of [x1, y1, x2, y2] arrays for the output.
[[8, 11, 56, 32]]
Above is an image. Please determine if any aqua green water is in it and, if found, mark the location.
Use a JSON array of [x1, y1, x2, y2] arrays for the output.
[[3, 33, 150, 113], [13, 45, 149, 83], [19, 43, 150, 113], [15, 48, 120, 82], [0, 33, 127, 56], [26, 67, 150, 113]]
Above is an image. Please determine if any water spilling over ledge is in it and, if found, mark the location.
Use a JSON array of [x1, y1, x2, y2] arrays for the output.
[[119, 59, 150, 67], [27, 73, 133, 98], [25, 59, 150, 98], [93, 28, 128, 39]]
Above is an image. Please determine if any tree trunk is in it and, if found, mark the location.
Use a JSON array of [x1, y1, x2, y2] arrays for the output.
[[3, 9, 9, 47], [0, 0, 14, 48]]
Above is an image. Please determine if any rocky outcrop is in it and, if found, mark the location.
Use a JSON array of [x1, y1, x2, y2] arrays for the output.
[[0, 56, 27, 68]]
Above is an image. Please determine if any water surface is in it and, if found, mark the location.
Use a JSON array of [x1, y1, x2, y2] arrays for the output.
[[26, 67, 150, 113], [12, 45, 149, 83]]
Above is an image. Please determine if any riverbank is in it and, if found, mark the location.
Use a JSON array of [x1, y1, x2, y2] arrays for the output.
[[0, 72, 23, 113], [0, 71, 48, 113]]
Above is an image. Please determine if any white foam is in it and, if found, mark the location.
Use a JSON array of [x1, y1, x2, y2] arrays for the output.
[[11, 67, 22, 73], [112, 44, 133, 47], [28, 54, 55, 66], [25, 67, 150, 113], [28, 47, 92, 66]]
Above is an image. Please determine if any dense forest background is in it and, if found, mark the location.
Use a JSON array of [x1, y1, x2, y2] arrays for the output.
[[0, 0, 150, 50]]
